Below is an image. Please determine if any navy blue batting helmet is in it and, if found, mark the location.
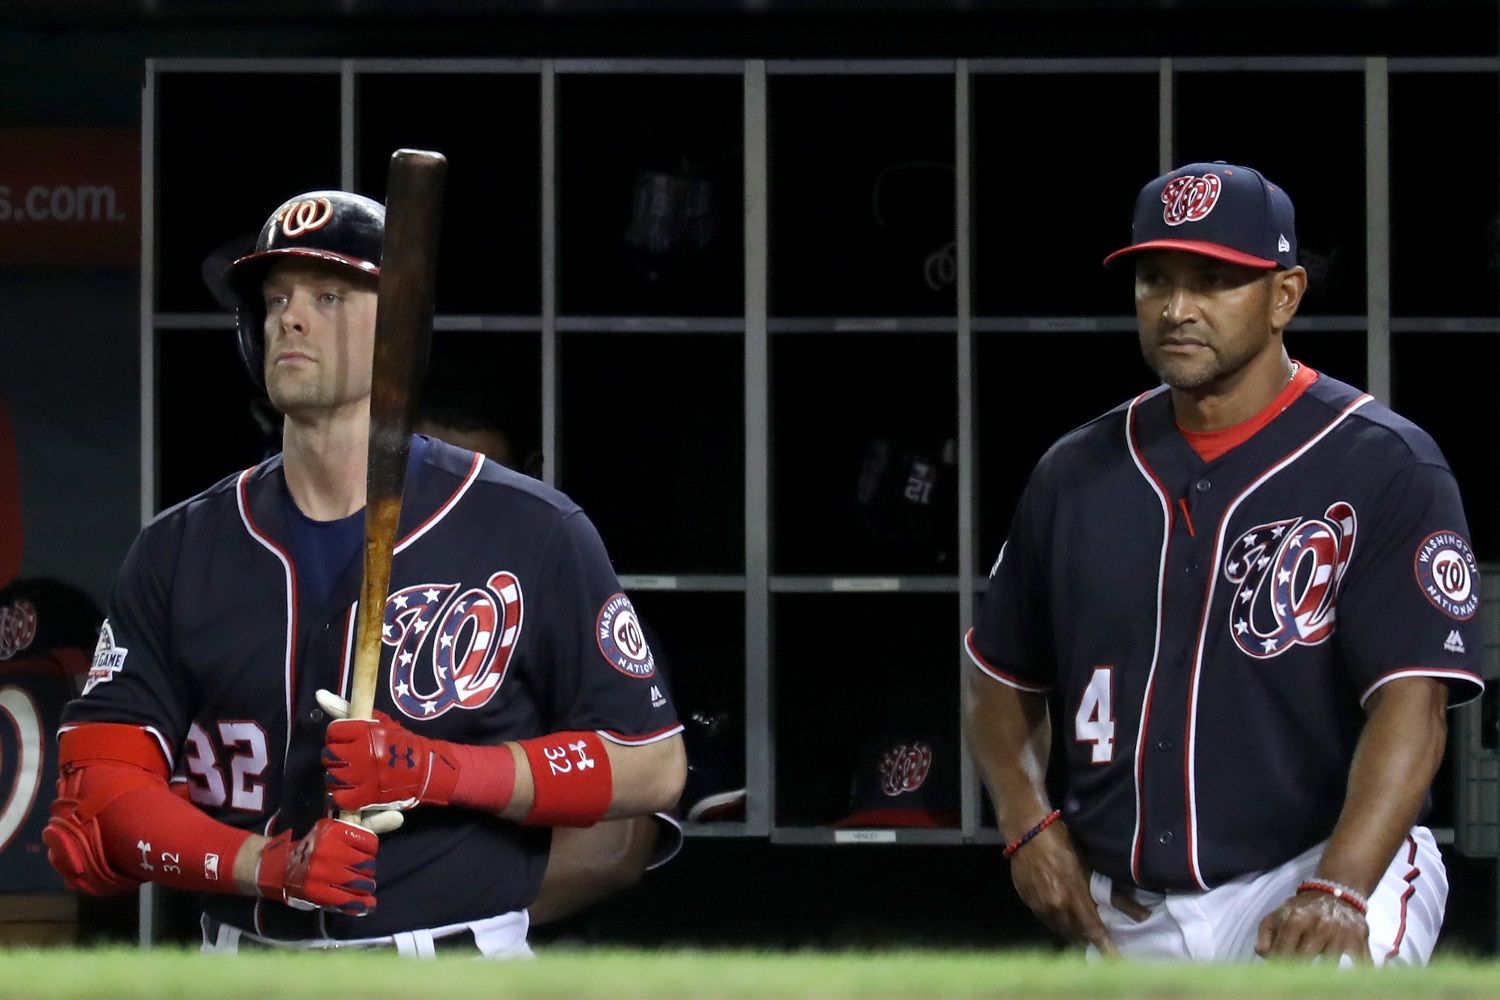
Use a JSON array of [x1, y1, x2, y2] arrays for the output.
[[221, 190, 384, 387]]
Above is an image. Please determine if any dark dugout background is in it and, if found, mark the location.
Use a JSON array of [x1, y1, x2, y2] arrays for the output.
[[0, 0, 1496, 956]]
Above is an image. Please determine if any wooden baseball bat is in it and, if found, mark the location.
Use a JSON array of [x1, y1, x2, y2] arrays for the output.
[[341, 149, 446, 822]]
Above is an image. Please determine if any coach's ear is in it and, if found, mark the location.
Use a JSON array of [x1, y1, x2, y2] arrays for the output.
[[1271, 265, 1308, 332]]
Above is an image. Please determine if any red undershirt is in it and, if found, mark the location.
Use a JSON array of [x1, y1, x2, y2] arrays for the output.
[[1177, 361, 1319, 464]]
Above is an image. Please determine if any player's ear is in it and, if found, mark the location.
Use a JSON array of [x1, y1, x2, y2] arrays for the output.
[[1270, 265, 1307, 331]]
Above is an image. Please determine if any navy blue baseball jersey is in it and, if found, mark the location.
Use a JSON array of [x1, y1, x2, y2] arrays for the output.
[[968, 370, 1483, 893], [62, 436, 681, 939]]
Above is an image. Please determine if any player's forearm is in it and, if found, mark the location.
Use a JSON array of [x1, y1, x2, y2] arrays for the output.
[[963, 666, 1054, 840], [1315, 677, 1449, 896], [529, 818, 658, 925], [499, 733, 686, 822]]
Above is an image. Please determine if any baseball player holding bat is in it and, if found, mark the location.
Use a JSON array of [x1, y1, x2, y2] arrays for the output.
[[44, 189, 686, 955], [965, 162, 1483, 964]]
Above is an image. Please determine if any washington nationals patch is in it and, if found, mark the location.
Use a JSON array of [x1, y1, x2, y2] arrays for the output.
[[1414, 531, 1479, 621], [596, 593, 655, 679]]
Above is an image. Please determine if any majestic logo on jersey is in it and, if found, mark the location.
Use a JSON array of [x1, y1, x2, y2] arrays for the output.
[[83, 619, 128, 695], [879, 742, 933, 797], [595, 593, 654, 679], [0, 598, 37, 660], [1161, 173, 1222, 227], [1415, 531, 1479, 621], [275, 197, 334, 239], [1223, 502, 1357, 658], [383, 572, 524, 721]]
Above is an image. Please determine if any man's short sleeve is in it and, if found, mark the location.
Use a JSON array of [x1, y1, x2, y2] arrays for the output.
[[1336, 460, 1484, 706], [60, 519, 190, 747], [533, 511, 682, 744], [966, 473, 1056, 693]]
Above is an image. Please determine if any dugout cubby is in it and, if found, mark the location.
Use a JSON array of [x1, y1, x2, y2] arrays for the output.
[[154, 72, 342, 314], [1389, 73, 1500, 319], [417, 329, 544, 472], [556, 72, 745, 318], [155, 329, 276, 509], [558, 330, 744, 575], [627, 590, 748, 832], [770, 592, 963, 840], [1175, 70, 1368, 318], [355, 71, 543, 316], [973, 330, 1145, 572], [1393, 331, 1500, 561], [767, 72, 957, 318], [771, 331, 958, 577], [970, 71, 1158, 317]]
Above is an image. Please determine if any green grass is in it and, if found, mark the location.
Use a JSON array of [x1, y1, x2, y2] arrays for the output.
[[3, 948, 1500, 999]]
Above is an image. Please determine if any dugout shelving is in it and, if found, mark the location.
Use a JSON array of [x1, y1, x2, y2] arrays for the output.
[[145, 54, 1500, 942]]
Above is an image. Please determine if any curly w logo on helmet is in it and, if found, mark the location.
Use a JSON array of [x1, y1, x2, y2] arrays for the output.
[[275, 197, 334, 238]]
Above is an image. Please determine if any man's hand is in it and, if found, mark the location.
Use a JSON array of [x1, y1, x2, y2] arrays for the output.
[[1255, 890, 1371, 963], [1008, 821, 1145, 956], [320, 688, 460, 813], [255, 818, 379, 916]]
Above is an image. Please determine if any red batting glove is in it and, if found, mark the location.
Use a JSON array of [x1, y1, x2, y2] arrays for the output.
[[322, 709, 462, 813], [256, 819, 379, 916]]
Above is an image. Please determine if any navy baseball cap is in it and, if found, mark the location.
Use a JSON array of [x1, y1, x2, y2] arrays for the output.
[[1103, 161, 1298, 270], [834, 732, 960, 828]]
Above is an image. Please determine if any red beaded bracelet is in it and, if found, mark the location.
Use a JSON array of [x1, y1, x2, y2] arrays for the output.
[[1297, 879, 1369, 915], [1003, 809, 1063, 859]]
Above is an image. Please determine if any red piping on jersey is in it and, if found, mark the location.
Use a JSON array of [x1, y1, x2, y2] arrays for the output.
[[963, 629, 1052, 694], [1360, 667, 1486, 709], [1386, 835, 1420, 961], [599, 723, 687, 747], [393, 452, 484, 554], [236, 467, 299, 759], [1177, 498, 1196, 538], [1181, 391, 1375, 891], [1124, 390, 1176, 886]]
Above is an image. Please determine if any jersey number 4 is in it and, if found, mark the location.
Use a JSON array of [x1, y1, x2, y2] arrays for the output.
[[182, 721, 269, 812], [1074, 667, 1115, 765]]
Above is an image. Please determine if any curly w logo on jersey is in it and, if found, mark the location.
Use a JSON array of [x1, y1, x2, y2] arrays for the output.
[[382, 572, 524, 720], [1223, 502, 1357, 658], [1161, 173, 1222, 226]]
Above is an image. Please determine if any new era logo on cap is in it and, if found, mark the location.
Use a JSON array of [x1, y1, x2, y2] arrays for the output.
[[1104, 161, 1298, 271]]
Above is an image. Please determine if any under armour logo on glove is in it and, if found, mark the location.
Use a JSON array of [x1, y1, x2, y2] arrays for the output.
[[322, 698, 461, 812], [255, 819, 379, 916], [387, 745, 417, 770]]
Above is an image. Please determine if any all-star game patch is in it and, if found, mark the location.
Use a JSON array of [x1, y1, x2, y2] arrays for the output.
[[1414, 530, 1480, 621], [83, 618, 128, 695], [596, 593, 655, 679]]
